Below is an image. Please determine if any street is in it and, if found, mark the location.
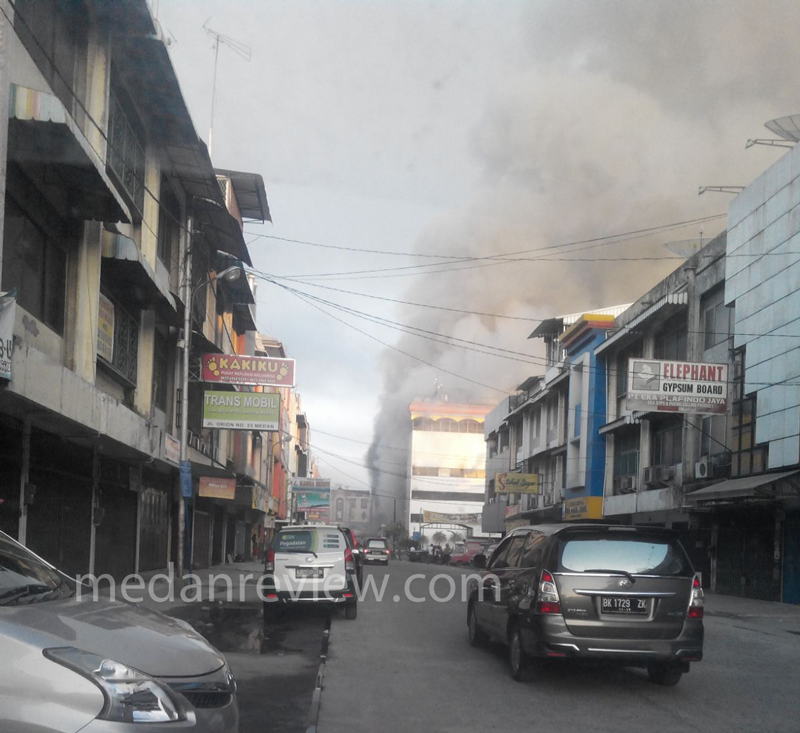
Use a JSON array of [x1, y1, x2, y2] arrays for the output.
[[318, 562, 800, 733]]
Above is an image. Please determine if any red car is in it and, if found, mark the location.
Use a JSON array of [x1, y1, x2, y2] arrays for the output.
[[449, 540, 484, 566]]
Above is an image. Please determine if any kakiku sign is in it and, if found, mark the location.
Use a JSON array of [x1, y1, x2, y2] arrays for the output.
[[626, 359, 729, 415], [202, 353, 295, 387]]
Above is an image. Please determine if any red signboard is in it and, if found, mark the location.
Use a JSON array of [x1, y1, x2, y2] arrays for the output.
[[202, 353, 295, 387], [198, 477, 236, 500]]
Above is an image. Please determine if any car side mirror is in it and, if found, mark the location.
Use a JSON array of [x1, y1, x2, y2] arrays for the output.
[[473, 555, 487, 569]]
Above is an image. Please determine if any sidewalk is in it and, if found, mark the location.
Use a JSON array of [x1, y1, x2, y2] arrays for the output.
[[137, 561, 267, 614], [705, 592, 800, 620]]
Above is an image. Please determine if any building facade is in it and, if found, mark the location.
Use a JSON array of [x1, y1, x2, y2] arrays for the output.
[[408, 401, 490, 542]]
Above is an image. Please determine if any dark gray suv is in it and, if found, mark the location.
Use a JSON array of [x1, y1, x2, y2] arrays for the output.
[[467, 524, 704, 686]]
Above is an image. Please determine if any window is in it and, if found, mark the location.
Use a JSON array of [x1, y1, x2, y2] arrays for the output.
[[547, 399, 558, 430], [97, 291, 139, 385], [458, 419, 482, 433], [438, 418, 457, 432], [13, 0, 81, 113], [520, 531, 546, 567], [557, 533, 692, 576], [487, 535, 514, 569], [412, 417, 434, 431], [335, 497, 344, 521], [158, 176, 181, 271], [503, 534, 527, 568], [655, 312, 687, 361], [1, 196, 67, 335], [652, 417, 683, 466], [613, 429, 639, 478], [616, 341, 641, 400], [700, 414, 728, 458], [703, 286, 729, 351], [107, 85, 145, 217], [360, 498, 368, 509], [532, 408, 541, 439]]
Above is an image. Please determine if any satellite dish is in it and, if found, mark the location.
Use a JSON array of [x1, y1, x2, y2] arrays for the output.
[[663, 239, 706, 257], [764, 115, 800, 143]]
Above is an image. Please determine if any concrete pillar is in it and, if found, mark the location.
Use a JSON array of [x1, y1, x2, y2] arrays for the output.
[[17, 415, 31, 544], [683, 268, 702, 485], [134, 309, 155, 416], [0, 8, 10, 283], [65, 221, 102, 380], [89, 446, 100, 576]]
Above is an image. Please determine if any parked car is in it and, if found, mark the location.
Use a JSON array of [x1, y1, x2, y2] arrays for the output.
[[0, 531, 238, 732], [264, 525, 359, 620], [408, 547, 428, 563], [362, 538, 390, 566], [467, 523, 704, 686], [340, 526, 364, 587]]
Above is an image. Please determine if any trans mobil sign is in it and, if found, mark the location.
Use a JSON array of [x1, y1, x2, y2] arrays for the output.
[[626, 359, 728, 415], [202, 390, 279, 430], [202, 353, 295, 388]]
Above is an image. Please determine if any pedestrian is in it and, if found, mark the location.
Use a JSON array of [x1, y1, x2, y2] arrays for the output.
[[252, 532, 259, 561]]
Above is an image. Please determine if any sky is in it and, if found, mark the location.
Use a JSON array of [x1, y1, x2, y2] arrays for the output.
[[158, 0, 800, 508]]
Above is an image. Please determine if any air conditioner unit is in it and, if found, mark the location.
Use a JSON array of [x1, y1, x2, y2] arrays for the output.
[[613, 475, 637, 494], [643, 465, 673, 488], [695, 459, 711, 480]]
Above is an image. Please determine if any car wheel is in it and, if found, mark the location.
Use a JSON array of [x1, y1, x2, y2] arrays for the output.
[[345, 601, 358, 620], [647, 662, 683, 687], [467, 602, 489, 647], [508, 624, 529, 682]]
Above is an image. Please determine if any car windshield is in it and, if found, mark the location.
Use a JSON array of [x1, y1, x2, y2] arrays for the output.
[[366, 540, 387, 549], [557, 533, 693, 577], [0, 533, 73, 606]]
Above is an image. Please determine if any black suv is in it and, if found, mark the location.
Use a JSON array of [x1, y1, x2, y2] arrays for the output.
[[467, 523, 704, 686]]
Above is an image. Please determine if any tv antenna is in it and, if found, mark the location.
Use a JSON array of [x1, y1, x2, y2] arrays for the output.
[[746, 115, 800, 150], [698, 186, 744, 196], [203, 19, 251, 156]]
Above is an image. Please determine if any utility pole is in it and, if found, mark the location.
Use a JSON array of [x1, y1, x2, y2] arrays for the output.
[[177, 217, 193, 579]]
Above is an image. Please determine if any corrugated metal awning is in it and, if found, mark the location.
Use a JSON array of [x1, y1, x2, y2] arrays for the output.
[[595, 292, 688, 356], [686, 470, 800, 502], [8, 85, 130, 223]]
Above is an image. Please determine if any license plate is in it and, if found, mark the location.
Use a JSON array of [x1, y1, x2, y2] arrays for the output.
[[295, 568, 324, 579], [601, 596, 648, 614]]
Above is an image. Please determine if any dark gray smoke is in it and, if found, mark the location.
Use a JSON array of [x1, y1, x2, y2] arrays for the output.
[[369, 0, 800, 526]]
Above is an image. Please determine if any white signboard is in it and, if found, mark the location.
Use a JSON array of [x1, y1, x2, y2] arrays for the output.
[[626, 358, 728, 415], [0, 291, 16, 381]]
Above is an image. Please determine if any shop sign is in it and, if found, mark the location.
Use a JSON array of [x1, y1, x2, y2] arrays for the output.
[[199, 476, 236, 500], [291, 478, 331, 492], [97, 293, 115, 362], [0, 291, 16, 380], [202, 390, 279, 430], [164, 434, 180, 465], [202, 353, 295, 387], [626, 358, 728, 415], [421, 510, 481, 524], [496, 473, 539, 494], [563, 496, 603, 520], [296, 491, 330, 509]]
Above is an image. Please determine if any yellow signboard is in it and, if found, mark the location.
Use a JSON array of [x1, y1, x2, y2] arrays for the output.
[[496, 473, 539, 494], [563, 496, 603, 521]]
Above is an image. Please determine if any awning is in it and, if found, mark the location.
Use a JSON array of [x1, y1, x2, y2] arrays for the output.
[[232, 303, 257, 334], [599, 411, 650, 435], [194, 198, 252, 267], [215, 168, 271, 222], [101, 229, 178, 322], [686, 470, 800, 503], [595, 291, 688, 356], [8, 85, 130, 223]]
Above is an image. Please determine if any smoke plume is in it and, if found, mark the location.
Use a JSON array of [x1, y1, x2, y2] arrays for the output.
[[368, 0, 800, 527]]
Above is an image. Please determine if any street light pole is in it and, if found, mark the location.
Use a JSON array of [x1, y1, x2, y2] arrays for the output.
[[176, 228, 243, 578]]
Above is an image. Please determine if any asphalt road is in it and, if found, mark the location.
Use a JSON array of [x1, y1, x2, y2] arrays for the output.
[[319, 560, 800, 733]]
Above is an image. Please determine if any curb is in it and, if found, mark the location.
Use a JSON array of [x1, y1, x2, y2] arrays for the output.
[[305, 617, 331, 733]]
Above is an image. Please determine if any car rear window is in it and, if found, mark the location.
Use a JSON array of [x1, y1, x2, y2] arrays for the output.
[[556, 533, 692, 576], [273, 531, 316, 552], [366, 539, 387, 549]]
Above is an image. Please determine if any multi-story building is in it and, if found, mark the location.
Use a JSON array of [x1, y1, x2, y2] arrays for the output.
[[482, 306, 628, 533], [330, 486, 372, 535], [0, 1, 274, 576], [407, 400, 491, 542]]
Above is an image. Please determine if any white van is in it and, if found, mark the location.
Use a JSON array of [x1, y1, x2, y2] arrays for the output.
[[264, 525, 359, 619]]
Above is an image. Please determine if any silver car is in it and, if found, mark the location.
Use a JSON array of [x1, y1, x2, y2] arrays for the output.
[[0, 531, 238, 732]]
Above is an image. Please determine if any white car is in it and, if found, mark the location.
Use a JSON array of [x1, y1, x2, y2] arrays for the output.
[[264, 526, 359, 620]]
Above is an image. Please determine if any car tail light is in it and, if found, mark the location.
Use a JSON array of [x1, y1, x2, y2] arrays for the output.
[[345, 548, 355, 572], [687, 574, 704, 619], [265, 548, 275, 572], [384, 550, 390, 555], [536, 570, 562, 615]]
